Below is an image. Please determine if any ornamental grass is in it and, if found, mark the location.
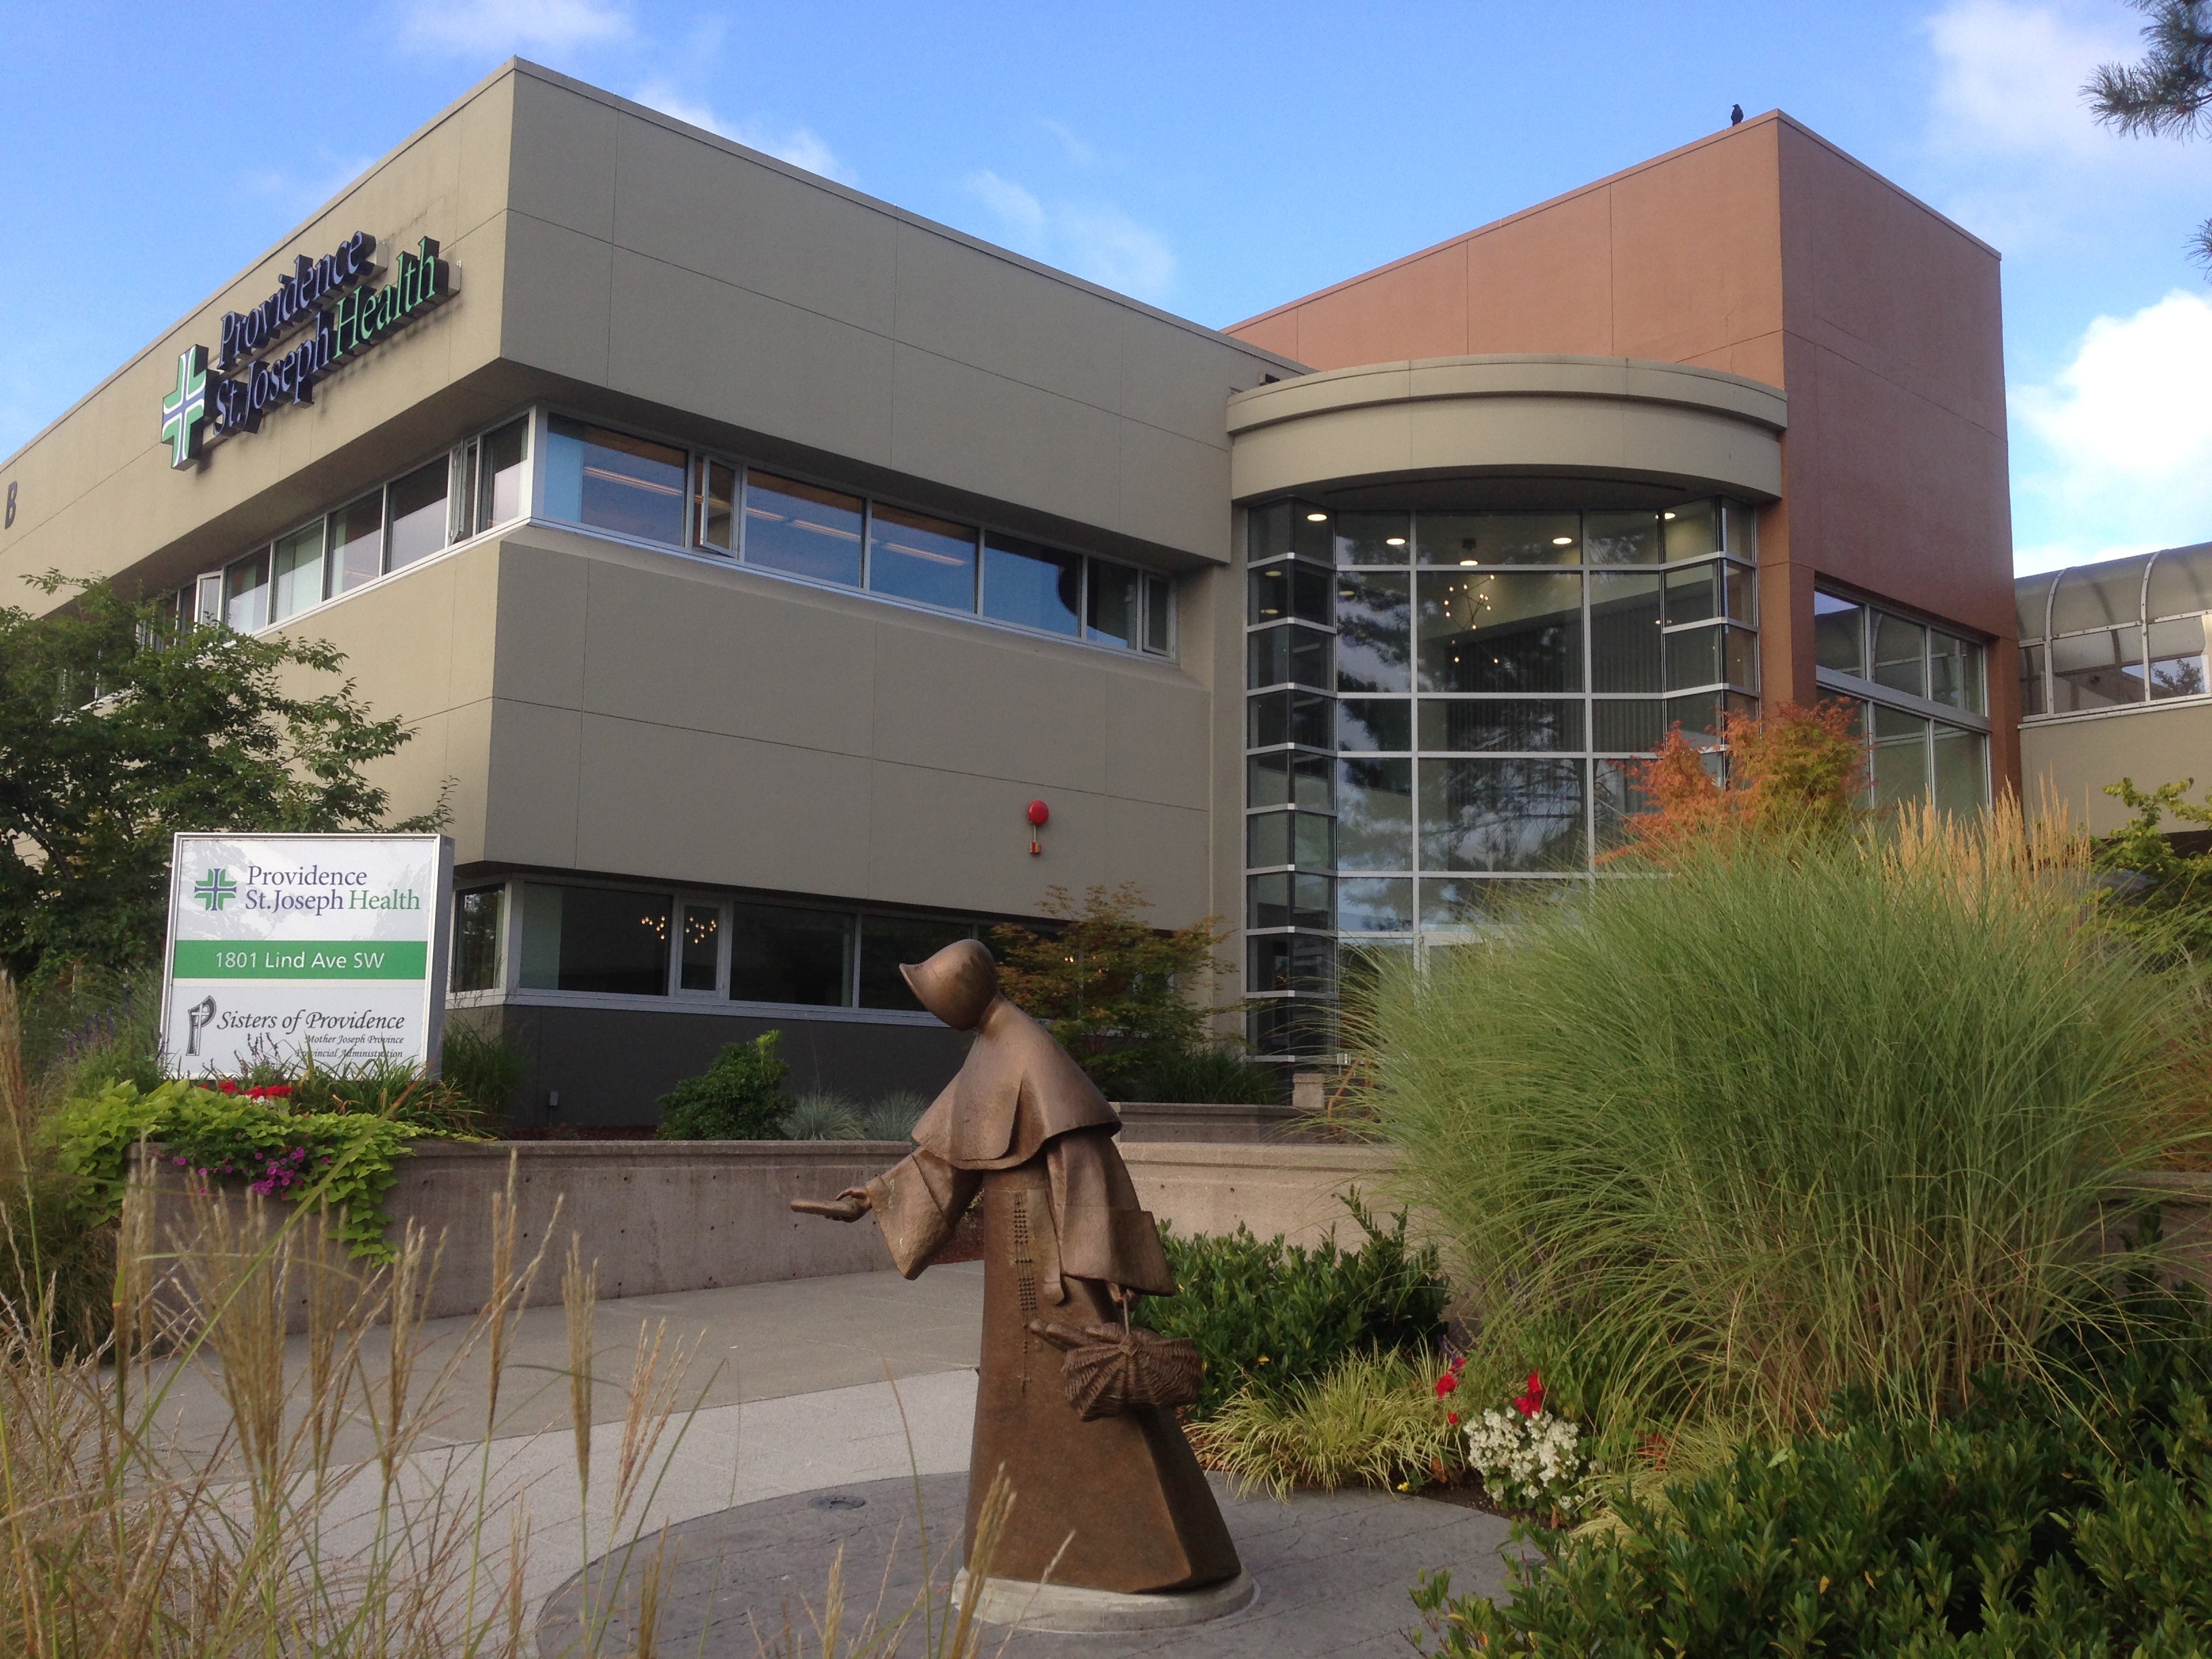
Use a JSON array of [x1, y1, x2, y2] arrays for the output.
[[1364, 796, 2209, 1443]]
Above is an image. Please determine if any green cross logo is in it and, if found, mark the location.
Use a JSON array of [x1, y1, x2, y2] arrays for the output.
[[161, 346, 209, 469], [193, 869, 237, 911]]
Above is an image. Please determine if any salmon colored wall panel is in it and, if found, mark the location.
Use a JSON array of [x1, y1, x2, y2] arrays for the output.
[[1231, 310, 1302, 364], [1460, 187, 1616, 357], [1607, 124, 1785, 369], [1685, 331, 1788, 389], [1294, 245, 1471, 368]]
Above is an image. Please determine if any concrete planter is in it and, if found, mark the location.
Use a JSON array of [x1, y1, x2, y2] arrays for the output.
[[133, 1134, 1404, 1332]]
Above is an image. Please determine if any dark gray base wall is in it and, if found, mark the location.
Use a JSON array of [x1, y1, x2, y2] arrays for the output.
[[458, 1003, 972, 1128]]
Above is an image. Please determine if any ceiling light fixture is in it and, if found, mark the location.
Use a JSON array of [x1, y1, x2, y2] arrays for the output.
[[1385, 537, 1406, 547], [1305, 512, 1329, 523], [1663, 512, 1678, 520], [1459, 558, 1479, 567], [1551, 536, 1574, 546]]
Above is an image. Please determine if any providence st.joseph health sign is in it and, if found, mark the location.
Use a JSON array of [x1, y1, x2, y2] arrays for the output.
[[160, 834, 455, 1077], [159, 229, 452, 469]]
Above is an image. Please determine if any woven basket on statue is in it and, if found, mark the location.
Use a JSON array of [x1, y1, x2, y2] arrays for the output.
[[1025, 1308, 1203, 1421]]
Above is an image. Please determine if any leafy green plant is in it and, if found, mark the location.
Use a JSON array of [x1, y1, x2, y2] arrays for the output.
[[654, 1033, 794, 1141], [1366, 806, 2200, 1444], [1126, 1046, 1283, 1105], [2093, 776, 2212, 965], [47, 1078, 465, 1260], [1190, 1347, 1460, 1498], [989, 883, 1233, 1092], [1133, 1196, 1448, 1418], [782, 1090, 863, 1140], [1412, 1286, 2212, 1657]]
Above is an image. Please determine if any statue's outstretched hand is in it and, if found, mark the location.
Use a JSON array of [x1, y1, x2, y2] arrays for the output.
[[791, 1187, 872, 1223]]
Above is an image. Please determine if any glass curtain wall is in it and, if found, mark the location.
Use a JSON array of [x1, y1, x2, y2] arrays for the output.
[[1244, 496, 1759, 1056]]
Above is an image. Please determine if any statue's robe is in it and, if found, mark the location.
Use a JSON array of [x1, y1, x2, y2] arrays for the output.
[[865, 999, 1240, 1593]]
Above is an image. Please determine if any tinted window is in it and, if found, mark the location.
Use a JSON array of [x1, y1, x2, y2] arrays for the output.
[[869, 504, 977, 611], [857, 916, 975, 1009], [331, 490, 384, 594], [386, 458, 450, 571], [982, 533, 1081, 636], [544, 417, 687, 546], [451, 888, 503, 992], [743, 472, 864, 586], [729, 903, 853, 1006], [270, 522, 325, 622], [477, 417, 529, 532], [518, 884, 670, 996]]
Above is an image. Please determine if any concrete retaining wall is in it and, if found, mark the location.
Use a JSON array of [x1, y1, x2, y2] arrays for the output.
[[134, 1134, 1399, 1331]]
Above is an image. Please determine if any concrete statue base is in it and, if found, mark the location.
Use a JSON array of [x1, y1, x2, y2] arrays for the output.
[[952, 1568, 1257, 1633]]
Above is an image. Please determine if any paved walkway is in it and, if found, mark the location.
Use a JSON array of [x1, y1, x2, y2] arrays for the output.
[[150, 1264, 1519, 1652], [537, 1471, 1521, 1658]]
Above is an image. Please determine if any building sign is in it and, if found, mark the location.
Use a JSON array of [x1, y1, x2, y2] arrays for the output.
[[159, 833, 454, 1077], [161, 232, 452, 470]]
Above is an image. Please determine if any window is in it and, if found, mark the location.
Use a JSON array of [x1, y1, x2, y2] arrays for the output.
[[386, 457, 451, 572], [518, 884, 671, 996], [744, 472, 865, 587], [331, 490, 384, 594], [679, 903, 722, 992], [698, 459, 737, 554], [544, 418, 688, 546], [1087, 560, 1140, 647], [730, 901, 855, 1006], [982, 533, 1082, 636], [1416, 571, 1582, 693], [857, 916, 977, 1009], [476, 417, 529, 534], [1811, 585, 1990, 814], [869, 504, 977, 611], [223, 550, 268, 632], [451, 888, 504, 992], [271, 522, 325, 622], [1144, 575, 1173, 653]]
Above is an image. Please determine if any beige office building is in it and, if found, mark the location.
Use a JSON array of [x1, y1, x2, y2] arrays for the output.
[[0, 64, 2017, 1120]]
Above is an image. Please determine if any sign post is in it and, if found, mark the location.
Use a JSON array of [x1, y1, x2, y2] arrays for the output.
[[159, 834, 454, 1078]]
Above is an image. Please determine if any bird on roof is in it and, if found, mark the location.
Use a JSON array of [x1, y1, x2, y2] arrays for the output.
[[1730, 104, 1744, 125]]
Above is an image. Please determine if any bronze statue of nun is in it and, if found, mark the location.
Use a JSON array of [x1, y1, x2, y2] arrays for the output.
[[799, 939, 1240, 1596]]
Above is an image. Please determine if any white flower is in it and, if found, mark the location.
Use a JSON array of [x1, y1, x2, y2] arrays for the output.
[[1463, 1406, 1587, 1513]]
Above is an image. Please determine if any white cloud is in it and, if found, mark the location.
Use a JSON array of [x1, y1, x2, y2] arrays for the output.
[[632, 81, 856, 184], [399, 0, 632, 57], [963, 171, 1176, 300], [2012, 289, 2212, 572], [1040, 119, 1098, 167], [1926, 0, 2133, 157]]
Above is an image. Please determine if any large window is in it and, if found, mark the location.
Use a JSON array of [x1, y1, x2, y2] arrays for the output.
[[451, 888, 504, 993], [518, 884, 672, 997], [1811, 587, 1990, 815], [1243, 495, 1761, 1056], [544, 418, 688, 546]]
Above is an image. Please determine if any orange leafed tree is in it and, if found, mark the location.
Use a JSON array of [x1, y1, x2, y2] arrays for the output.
[[1614, 700, 1867, 861]]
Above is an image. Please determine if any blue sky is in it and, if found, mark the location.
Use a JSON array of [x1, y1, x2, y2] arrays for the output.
[[1, 0, 2206, 575]]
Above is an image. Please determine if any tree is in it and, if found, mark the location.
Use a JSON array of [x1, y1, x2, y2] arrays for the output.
[[2090, 776, 2212, 962], [989, 883, 1232, 1093], [2087, 0, 2212, 272], [0, 573, 445, 980], [1612, 700, 1867, 862]]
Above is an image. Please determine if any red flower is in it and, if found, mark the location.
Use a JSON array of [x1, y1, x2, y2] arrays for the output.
[[1447, 1411, 1460, 1426], [1434, 1372, 1458, 1398], [1512, 1370, 1545, 1417], [218, 1080, 239, 1094]]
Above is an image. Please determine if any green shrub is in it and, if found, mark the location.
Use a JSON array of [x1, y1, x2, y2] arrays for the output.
[[782, 1090, 861, 1140], [47, 1078, 467, 1260], [18, 962, 163, 1109], [655, 1033, 793, 1141], [855, 1090, 929, 1141], [0, 1166, 116, 1359], [1191, 1348, 1459, 1498], [1367, 822, 2200, 1442], [1413, 1288, 2212, 1657], [1126, 1046, 1283, 1105], [1133, 1196, 1448, 1418]]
